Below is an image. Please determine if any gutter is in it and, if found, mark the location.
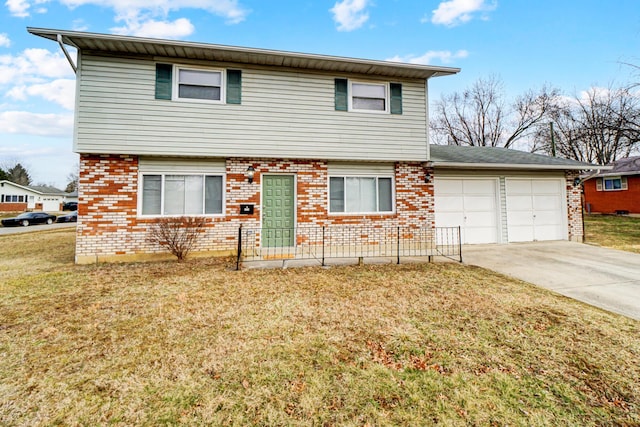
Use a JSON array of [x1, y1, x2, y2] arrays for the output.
[[432, 162, 613, 171], [56, 33, 77, 74]]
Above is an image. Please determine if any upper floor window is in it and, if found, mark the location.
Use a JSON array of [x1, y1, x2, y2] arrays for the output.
[[155, 64, 241, 104], [175, 68, 223, 102], [350, 82, 387, 112], [335, 78, 402, 114]]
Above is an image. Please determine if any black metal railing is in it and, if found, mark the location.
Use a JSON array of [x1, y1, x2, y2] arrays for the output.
[[235, 225, 461, 269]]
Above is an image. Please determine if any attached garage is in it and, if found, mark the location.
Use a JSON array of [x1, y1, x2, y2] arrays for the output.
[[430, 145, 598, 244], [505, 178, 566, 242], [434, 178, 499, 244]]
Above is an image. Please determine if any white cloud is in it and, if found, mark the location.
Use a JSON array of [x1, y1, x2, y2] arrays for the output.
[[0, 48, 75, 85], [0, 111, 73, 137], [0, 34, 10, 48], [7, 79, 76, 110], [6, 0, 49, 17], [430, 0, 497, 27], [59, 0, 249, 24], [386, 50, 469, 65], [111, 17, 195, 38], [330, 0, 370, 32]]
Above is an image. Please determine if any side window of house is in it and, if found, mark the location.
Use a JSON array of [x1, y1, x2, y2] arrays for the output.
[[597, 176, 628, 191], [141, 174, 224, 216], [334, 78, 402, 114], [329, 176, 394, 214], [155, 64, 241, 104]]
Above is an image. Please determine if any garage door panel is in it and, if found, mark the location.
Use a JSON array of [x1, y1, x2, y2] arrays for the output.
[[506, 178, 566, 242], [465, 211, 497, 227], [464, 179, 496, 194], [532, 180, 561, 193], [435, 179, 463, 194], [463, 195, 495, 211], [533, 195, 562, 210], [435, 211, 464, 228], [507, 195, 533, 210], [434, 178, 499, 244], [436, 196, 464, 212]]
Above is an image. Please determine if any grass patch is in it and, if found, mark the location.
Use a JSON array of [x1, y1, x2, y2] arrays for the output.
[[1, 229, 639, 425], [584, 214, 640, 253]]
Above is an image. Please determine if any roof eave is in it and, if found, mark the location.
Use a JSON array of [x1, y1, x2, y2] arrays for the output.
[[27, 27, 461, 80], [432, 162, 608, 171]]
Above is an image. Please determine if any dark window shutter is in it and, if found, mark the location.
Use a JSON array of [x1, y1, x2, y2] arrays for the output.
[[335, 78, 348, 111], [155, 64, 172, 100], [226, 69, 242, 104], [390, 83, 402, 114]]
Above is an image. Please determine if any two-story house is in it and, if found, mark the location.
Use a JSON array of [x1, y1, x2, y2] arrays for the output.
[[29, 28, 593, 263]]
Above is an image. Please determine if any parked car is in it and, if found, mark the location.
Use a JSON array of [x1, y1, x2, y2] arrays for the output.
[[62, 202, 78, 211], [56, 211, 78, 223], [1, 212, 57, 227]]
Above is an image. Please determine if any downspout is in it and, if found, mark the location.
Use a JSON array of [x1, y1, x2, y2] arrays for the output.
[[57, 34, 77, 74]]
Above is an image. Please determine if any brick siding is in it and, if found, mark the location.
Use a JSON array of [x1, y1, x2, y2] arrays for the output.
[[565, 170, 584, 242], [76, 155, 435, 263], [583, 175, 640, 214]]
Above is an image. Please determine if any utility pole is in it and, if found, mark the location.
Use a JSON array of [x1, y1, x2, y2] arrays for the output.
[[550, 122, 556, 157]]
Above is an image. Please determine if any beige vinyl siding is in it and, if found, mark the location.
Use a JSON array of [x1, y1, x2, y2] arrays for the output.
[[75, 54, 428, 161], [138, 157, 225, 173]]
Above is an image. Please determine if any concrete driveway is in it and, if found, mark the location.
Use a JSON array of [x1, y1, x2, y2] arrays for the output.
[[462, 241, 640, 321]]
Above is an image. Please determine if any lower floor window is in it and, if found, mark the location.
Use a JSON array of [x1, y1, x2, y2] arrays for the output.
[[142, 174, 223, 215], [2, 195, 25, 202], [329, 176, 393, 213], [604, 177, 622, 190]]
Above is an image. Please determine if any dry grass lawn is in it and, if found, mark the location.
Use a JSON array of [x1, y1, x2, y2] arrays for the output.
[[584, 214, 640, 254], [1, 229, 639, 425]]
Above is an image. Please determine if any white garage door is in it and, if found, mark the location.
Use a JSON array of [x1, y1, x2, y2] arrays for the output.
[[434, 178, 499, 244], [506, 179, 566, 242]]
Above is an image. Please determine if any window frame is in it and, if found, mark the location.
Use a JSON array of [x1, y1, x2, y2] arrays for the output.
[[602, 176, 624, 191], [348, 80, 390, 114], [328, 174, 395, 215], [138, 172, 226, 217], [172, 65, 225, 104]]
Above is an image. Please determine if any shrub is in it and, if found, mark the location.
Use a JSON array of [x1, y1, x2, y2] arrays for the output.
[[147, 216, 206, 261]]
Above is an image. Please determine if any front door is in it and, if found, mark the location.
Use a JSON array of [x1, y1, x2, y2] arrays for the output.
[[262, 175, 295, 247]]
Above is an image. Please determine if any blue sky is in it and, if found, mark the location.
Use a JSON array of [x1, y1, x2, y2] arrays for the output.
[[1, 0, 639, 188]]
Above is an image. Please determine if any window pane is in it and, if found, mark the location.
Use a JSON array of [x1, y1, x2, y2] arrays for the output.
[[329, 177, 345, 212], [179, 69, 221, 86], [179, 85, 221, 100], [184, 176, 203, 214], [345, 177, 376, 212], [164, 175, 185, 215], [378, 178, 393, 212], [352, 83, 385, 98], [142, 175, 161, 215], [205, 176, 223, 214], [353, 97, 385, 111], [613, 179, 622, 189]]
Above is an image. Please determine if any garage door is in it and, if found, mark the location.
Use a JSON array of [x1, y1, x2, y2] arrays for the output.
[[506, 179, 566, 242], [434, 178, 499, 244]]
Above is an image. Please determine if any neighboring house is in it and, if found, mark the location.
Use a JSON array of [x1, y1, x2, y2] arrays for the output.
[[29, 28, 597, 263], [582, 156, 640, 214], [0, 180, 72, 212]]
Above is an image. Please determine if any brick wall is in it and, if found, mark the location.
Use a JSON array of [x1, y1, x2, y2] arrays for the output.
[[565, 170, 584, 242], [0, 203, 27, 212], [76, 155, 435, 263], [583, 175, 640, 214]]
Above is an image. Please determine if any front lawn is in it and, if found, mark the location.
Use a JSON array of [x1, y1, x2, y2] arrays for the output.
[[584, 214, 640, 253], [0, 229, 639, 425]]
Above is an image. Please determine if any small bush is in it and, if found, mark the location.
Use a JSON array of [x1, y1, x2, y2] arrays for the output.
[[147, 216, 206, 261]]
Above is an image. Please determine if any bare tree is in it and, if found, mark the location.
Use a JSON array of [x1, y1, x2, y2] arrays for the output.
[[430, 75, 561, 149], [536, 85, 640, 164], [147, 216, 207, 261], [65, 170, 79, 193]]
